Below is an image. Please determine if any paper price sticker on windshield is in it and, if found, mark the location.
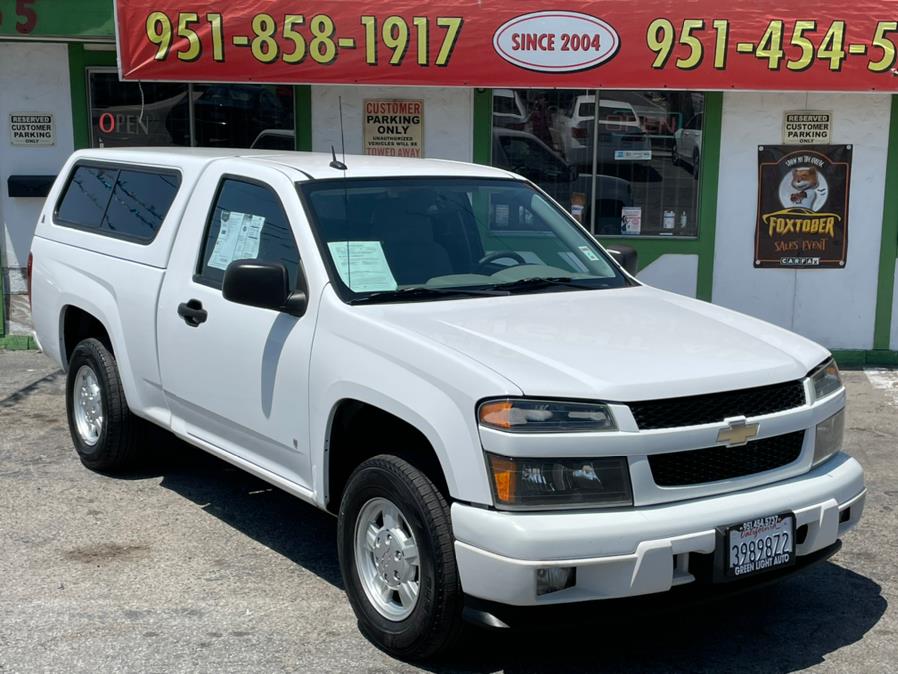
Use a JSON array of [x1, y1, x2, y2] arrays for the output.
[[328, 241, 398, 292], [208, 211, 265, 270]]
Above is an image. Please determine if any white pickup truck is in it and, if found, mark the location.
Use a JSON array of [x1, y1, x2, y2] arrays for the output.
[[30, 148, 864, 658]]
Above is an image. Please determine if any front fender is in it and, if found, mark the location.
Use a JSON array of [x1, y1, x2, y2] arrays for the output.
[[309, 293, 522, 507]]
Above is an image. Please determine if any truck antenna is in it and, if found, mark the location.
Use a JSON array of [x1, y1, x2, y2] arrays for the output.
[[329, 96, 348, 171]]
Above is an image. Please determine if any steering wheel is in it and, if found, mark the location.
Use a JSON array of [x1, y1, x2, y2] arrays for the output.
[[477, 250, 527, 272]]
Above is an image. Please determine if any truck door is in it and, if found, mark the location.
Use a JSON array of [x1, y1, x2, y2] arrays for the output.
[[157, 160, 316, 491]]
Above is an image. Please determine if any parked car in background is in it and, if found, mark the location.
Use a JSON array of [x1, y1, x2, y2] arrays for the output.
[[552, 96, 651, 168], [673, 112, 703, 176], [492, 89, 529, 130], [251, 129, 296, 151], [492, 128, 632, 234]]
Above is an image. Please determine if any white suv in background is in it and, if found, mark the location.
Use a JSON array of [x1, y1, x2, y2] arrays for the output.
[[552, 96, 651, 168]]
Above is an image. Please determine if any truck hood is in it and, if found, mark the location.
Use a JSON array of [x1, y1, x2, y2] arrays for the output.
[[369, 286, 830, 401]]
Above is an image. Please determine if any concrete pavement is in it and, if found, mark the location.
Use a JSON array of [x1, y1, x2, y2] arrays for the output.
[[0, 351, 894, 673]]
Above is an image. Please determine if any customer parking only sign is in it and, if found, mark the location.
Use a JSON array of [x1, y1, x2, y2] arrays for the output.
[[9, 113, 54, 146], [783, 111, 832, 144]]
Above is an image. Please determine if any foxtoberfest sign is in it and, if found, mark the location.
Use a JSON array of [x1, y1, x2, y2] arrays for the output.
[[116, 1, 898, 90], [755, 145, 852, 269]]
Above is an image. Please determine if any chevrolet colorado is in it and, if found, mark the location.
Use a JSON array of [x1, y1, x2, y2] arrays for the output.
[[29, 148, 864, 658]]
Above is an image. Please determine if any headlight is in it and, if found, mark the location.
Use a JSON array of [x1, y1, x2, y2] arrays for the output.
[[486, 453, 633, 509], [810, 359, 843, 401], [478, 398, 616, 433], [814, 409, 845, 467]]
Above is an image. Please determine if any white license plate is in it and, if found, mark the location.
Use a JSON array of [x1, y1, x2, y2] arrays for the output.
[[726, 513, 796, 578]]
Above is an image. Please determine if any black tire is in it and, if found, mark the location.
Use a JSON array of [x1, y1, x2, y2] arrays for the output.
[[65, 338, 140, 473], [671, 143, 680, 166], [692, 149, 701, 178], [337, 455, 463, 660]]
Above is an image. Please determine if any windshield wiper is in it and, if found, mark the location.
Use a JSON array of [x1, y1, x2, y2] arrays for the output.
[[350, 286, 509, 305], [492, 277, 604, 294]]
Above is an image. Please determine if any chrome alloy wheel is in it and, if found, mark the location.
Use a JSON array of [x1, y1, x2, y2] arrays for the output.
[[73, 365, 103, 446], [354, 497, 421, 621]]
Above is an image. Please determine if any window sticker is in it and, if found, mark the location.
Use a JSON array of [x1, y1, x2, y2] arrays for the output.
[[327, 241, 398, 292], [208, 211, 265, 270], [578, 245, 600, 261], [494, 203, 510, 228]]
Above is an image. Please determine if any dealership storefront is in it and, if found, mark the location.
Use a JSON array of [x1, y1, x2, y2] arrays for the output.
[[2, 0, 898, 365]]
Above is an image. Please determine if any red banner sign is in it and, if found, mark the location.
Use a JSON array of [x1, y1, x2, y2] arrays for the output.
[[116, 1, 898, 90]]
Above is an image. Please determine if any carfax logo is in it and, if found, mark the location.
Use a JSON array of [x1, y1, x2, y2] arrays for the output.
[[754, 145, 852, 269], [492, 11, 620, 73]]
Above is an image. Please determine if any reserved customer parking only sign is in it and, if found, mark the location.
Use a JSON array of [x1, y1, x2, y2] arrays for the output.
[[9, 113, 54, 146], [784, 111, 832, 145]]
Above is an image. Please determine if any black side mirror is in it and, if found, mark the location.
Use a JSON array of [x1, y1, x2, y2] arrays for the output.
[[606, 245, 639, 276], [222, 260, 307, 317]]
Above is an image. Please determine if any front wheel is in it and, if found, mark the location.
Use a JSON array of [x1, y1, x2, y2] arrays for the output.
[[337, 455, 463, 659]]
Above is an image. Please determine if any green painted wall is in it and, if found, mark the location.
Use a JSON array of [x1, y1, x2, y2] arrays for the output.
[[294, 86, 313, 151], [0, 0, 113, 38], [873, 96, 898, 350], [68, 44, 116, 150], [472, 89, 492, 165]]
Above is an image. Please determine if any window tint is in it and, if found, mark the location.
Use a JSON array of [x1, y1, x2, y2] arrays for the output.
[[301, 177, 625, 301], [198, 179, 300, 288], [56, 164, 180, 243], [102, 170, 180, 242], [56, 166, 116, 228]]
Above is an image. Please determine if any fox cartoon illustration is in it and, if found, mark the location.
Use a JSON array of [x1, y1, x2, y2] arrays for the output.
[[788, 167, 828, 211]]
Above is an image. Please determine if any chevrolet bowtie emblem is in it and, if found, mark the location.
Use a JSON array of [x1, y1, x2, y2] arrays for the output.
[[717, 417, 759, 447]]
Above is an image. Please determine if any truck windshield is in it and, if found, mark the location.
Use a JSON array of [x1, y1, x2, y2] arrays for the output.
[[298, 177, 629, 304]]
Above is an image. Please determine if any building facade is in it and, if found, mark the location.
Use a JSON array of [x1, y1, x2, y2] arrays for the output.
[[2, 1, 897, 366]]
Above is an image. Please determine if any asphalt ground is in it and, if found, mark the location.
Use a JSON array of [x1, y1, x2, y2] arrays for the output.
[[0, 350, 895, 673]]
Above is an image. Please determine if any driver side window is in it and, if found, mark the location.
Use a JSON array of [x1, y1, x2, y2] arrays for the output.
[[196, 178, 301, 289]]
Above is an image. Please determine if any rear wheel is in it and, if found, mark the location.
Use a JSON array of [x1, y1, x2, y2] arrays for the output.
[[337, 455, 463, 659], [65, 338, 140, 472]]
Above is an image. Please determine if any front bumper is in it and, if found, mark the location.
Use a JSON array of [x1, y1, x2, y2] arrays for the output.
[[452, 453, 865, 607]]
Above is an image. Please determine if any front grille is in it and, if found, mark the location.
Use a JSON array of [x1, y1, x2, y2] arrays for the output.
[[649, 431, 805, 487], [628, 380, 806, 430]]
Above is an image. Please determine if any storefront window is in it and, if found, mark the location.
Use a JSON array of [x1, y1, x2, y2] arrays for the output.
[[491, 89, 704, 237], [88, 70, 295, 149]]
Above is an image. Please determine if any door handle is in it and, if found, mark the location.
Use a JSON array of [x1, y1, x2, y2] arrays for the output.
[[177, 299, 208, 327]]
